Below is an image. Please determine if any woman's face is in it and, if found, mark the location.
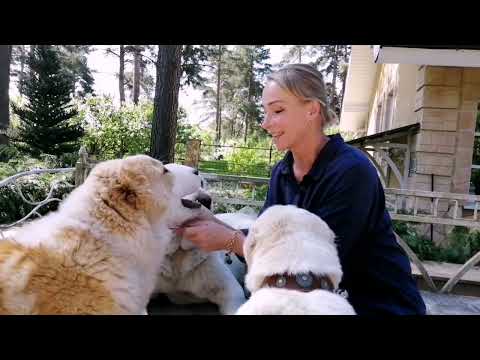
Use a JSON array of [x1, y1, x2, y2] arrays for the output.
[[261, 81, 316, 152]]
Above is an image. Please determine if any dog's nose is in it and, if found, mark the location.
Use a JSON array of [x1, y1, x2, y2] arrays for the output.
[[193, 169, 199, 175]]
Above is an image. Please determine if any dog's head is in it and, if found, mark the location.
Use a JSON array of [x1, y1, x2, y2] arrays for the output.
[[164, 163, 211, 210], [87, 156, 211, 227], [243, 205, 343, 292]]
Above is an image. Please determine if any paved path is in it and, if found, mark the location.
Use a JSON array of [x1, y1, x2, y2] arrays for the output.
[[421, 291, 480, 315], [147, 292, 480, 315]]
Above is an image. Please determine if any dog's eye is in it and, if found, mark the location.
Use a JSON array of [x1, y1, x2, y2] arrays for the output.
[[163, 167, 169, 174], [246, 238, 256, 253]]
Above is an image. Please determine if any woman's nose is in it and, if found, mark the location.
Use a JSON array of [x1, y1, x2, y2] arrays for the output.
[[261, 115, 270, 130]]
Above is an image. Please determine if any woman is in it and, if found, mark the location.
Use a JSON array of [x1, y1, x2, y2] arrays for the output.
[[177, 64, 426, 315]]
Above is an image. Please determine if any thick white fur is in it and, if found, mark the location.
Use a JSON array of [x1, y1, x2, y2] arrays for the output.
[[152, 164, 253, 315], [236, 205, 356, 315]]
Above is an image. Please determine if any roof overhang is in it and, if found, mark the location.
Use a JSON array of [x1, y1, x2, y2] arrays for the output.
[[373, 45, 480, 67], [347, 122, 420, 147], [339, 45, 378, 133]]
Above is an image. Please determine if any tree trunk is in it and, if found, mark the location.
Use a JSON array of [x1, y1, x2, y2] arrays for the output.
[[331, 45, 338, 110], [119, 45, 125, 105], [18, 45, 26, 96], [215, 46, 222, 144], [0, 45, 11, 145], [244, 53, 254, 144], [133, 47, 141, 105], [340, 65, 348, 109], [339, 46, 350, 108], [150, 45, 183, 163]]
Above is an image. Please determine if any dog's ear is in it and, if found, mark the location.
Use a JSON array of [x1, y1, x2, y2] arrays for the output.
[[110, 165, 150, 211], [111, 183, 140, 209], [243, 233, 257, 265]]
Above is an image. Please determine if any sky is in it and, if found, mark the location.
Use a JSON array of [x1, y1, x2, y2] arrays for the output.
[[85, 45, 290, 126]]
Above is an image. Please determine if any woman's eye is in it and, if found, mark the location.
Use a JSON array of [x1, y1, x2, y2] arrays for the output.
[[274, 109, 284, 114]]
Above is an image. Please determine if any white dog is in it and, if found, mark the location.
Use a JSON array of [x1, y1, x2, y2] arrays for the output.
[[152, 164, 252, 315], [0, 155, 207, 314], [236, 205, 356, 315]]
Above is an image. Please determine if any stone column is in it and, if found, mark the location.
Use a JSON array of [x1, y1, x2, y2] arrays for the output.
[[413, 66, 480, 244]]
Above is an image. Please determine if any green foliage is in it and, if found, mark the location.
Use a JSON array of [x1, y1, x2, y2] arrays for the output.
[[393, 221, 480, 264], [11, 45, 84, 157], [174, 107, 202, 162], [80, 97, 193, 161], [443, 227, 480, 264], [80, 97, 152, 160], [194, 135, 284, 176], [0, 144, 20, 163], [226, 146, 271, 177]]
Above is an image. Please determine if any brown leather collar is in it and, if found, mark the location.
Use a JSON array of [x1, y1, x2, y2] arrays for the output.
[[262, 272, 335, 293]]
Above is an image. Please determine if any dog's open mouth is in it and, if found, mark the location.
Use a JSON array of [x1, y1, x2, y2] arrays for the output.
[[181, 192, 212, 210]]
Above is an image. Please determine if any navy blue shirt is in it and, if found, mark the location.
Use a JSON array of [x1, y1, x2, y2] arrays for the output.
[[257, 134, 426, 315]]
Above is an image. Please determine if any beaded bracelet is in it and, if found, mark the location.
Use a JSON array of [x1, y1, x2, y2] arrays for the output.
[[224, 230, 242, 264]]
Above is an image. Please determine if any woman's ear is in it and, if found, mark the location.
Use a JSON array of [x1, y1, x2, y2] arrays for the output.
[[306, 101, 322, 124]]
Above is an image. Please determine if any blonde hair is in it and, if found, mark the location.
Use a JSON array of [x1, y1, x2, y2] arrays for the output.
[[266, 64, 339, 128]]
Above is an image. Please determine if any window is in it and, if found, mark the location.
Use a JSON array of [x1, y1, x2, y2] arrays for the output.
[[385, 92, 394, 131], [375, 103, 383, 133], [470, 104, 480, 195]]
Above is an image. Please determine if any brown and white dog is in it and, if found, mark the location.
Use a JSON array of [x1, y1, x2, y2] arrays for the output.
[[0, 155, 208, 315], [236, 205, 356, 315]]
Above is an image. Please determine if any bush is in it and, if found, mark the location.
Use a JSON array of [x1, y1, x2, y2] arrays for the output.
[[0, 154, 76, 225], [0, 175, 74, 225], [80, 97, 153, 160], [393, 221, 480, 264], [221, 138, 283, 177]]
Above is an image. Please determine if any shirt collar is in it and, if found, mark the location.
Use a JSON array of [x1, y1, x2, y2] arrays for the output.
[[279, 133, 345, 181]]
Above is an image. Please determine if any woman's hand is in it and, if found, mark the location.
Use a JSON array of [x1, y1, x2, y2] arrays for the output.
[[175, 219, 245, 255]]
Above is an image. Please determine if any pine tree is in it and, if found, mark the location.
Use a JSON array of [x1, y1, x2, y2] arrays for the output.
[[10, 45, 27, 96], [231, 45, 272, 143], [56, 45, 95, 98], [198, 45, 235, 143], [280, 45, 351, 115], [280, 45, 312, 64], [309, 45, 351, 114], [11, 46, 83, 157]]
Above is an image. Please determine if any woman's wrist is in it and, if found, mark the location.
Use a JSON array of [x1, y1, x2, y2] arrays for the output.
[[225, 229, 245, 257]]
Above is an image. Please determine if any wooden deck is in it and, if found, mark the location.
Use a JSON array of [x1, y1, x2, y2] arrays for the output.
[[411, 261, 480, 286], [410, 261, 480, 298]]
